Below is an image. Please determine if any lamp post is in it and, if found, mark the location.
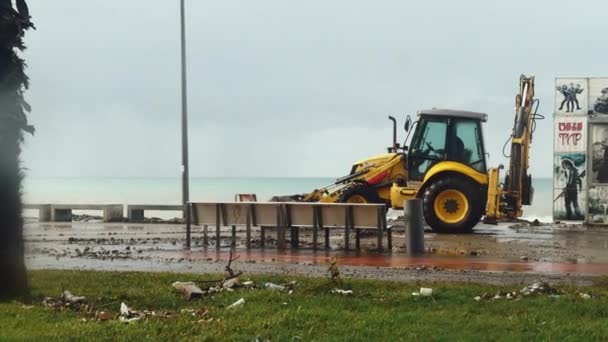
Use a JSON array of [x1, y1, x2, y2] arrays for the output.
[[180, 0, 191, 249]]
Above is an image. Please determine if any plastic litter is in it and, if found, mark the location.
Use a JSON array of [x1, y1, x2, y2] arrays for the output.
[[331, 289, 353, 295], [227, 298, 245, 309], [264, 283, 286, 291]]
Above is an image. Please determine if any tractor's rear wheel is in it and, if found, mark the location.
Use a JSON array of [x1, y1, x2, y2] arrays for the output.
[[338, 184, 383, 204], [422, 176, 483, 233]]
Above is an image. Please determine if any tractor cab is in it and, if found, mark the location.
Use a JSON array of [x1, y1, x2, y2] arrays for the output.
[[407, 109, 488, 181]]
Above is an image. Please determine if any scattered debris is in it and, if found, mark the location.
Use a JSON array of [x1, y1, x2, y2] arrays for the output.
[[475, 281, 564, 301], [331, 289, 353, 295], [222, 277, 240, 289], [95, 310, 114, 322], [226, 298, 245, 309], [411, 288, 433, 297], [265, 283, 286, 291], [419, 288, 433, 297], [328, 257, 341, 284], [520, 256, 529, 261], [224, 250, 243, 279], [520, 281, 561, 296], [579, 293, 591, 299], [173, 281, 205, 300], [61, 290, 86, 305], [119, 302, 143, 323]]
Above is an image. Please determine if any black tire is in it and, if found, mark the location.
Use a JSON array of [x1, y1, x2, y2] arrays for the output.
[[337, 184, 383, 204], [422, 176, 484, 233]]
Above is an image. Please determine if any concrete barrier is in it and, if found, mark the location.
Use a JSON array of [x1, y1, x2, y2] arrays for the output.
[[50, 204, 124, 222], [23, 204, 51, 222], [126, 204, 185, 222]]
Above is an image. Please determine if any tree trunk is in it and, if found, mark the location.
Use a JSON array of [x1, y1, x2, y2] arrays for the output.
[[0, 124, 28, 299], [0, 1, 34, 300]]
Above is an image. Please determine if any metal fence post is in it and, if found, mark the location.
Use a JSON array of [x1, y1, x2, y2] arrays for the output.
[[404, 199, 425, 256]]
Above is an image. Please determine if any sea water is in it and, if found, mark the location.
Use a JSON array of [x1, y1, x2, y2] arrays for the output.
[[22, 177, 553, 222]]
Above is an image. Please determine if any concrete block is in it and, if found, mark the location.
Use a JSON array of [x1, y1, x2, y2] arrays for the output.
[[128, 208, 145, 222], [38, 205, 52, 222], [53, 208, 73, 222], [104, 205, 124, 222]]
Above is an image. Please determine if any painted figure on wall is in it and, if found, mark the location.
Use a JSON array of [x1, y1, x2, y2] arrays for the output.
[[594, 87, 608, 114], [555, 159, 584, 220], [557, 83, 584, 113], [591, 125, 608, 183], [554, 153, 586, 221], [597, 142, 608, 183]]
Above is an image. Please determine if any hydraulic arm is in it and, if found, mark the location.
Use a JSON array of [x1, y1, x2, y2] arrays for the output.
[[486, 75, 543, 221]]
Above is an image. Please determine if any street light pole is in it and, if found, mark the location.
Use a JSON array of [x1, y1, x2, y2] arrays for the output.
[[180, 0, 191, 249]]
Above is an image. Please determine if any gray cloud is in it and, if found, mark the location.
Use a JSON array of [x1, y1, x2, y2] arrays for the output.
[[21, 0, 608, 178]]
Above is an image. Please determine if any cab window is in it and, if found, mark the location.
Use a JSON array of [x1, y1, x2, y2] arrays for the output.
[[452, 119, 486, 172], [408, 119, 448, 180]]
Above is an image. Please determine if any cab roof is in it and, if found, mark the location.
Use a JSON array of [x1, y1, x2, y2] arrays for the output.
[[417, 108, 488, 122]]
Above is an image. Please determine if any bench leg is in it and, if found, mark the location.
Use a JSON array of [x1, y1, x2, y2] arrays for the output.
[[325, 228, 330, 249], [203, 225, 208, 248], [278, 225, 286, 250], [355, 230, 361, 250], [231, 225, 236, 248], [387, 229, 393, 251], [291, 226, 299, 249]]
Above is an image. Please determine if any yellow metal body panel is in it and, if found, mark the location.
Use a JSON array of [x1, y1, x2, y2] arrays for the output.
[[422, 161, 488, 185], [485, 167, 502, 220], [389, 185, 417, 209]]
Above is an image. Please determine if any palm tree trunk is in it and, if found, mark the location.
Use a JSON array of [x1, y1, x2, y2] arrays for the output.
[[0, 1, 33, 300], [0, 124, 28, 299]]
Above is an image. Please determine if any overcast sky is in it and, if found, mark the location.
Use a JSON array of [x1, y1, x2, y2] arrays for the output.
[[20, 0, 608, 178]]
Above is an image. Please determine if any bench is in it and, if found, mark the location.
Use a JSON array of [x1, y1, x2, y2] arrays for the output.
[[190, 202, 389, 251], [23, 204, 52, 222], [50, 204, 124, 222], [127, 204, 185, 222]]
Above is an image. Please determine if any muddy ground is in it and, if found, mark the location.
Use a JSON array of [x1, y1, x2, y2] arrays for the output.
[[24, 218, 608, 286]]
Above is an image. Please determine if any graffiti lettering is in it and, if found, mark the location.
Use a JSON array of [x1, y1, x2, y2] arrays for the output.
[[559, 133, 583, 146], [559, 122, 583, 131]]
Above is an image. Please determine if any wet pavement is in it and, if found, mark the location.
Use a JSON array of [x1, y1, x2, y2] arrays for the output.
[[23, 219, 608, 284]]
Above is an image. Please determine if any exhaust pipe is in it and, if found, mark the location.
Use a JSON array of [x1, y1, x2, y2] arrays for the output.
[[388, 116, 397, 152]]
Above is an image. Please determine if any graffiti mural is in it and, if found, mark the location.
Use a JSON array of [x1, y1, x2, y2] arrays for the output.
[[589, 78, 608, 115], [590, 124, 608, 184], [553, 153, 586, 221], [554, 116, 586, 153], [555, 78, 588, 115], [587, 186, 608, 224]]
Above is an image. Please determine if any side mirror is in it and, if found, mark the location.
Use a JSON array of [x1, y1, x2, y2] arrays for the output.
[[404, 115, 412, 132]]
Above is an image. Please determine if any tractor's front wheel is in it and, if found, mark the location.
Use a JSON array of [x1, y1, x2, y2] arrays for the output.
[[422, 176, 483, 233], [338, 184, 383, 204]]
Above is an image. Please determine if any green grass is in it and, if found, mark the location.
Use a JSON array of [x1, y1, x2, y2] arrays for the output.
[[1, 271, 608, 341]]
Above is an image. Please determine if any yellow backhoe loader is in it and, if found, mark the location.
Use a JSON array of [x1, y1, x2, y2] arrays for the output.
[[282, 75, 543, 233]]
